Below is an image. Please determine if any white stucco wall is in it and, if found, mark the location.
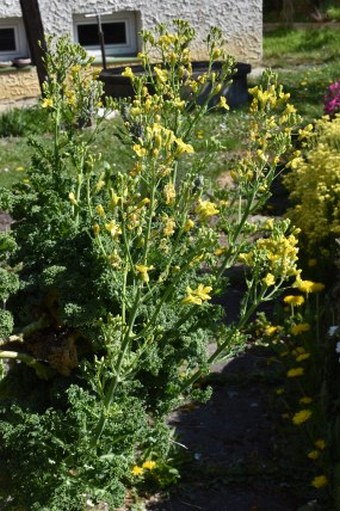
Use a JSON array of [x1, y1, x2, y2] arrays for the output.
[[0, 0, 262, 63], [0, 0, 262, 102], [0, 0, 20, 17]]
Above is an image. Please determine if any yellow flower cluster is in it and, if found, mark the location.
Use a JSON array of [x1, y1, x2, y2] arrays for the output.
[[163, 216, 176, 237], [311, 474, 328, 489], [131, 460, 157, 477], [144, 20, 194, 72], [265, 325, 279, 336], [184, 218, 194, 231], [154, 66, 169, 84], [315, 439, 326, 450], [241, 73, 301, 176], [132, 123, 194, 160], [122, 66, 135, 80], [300, 396, 312, 404], [291, 323, 311, 336], [249, 82, 291, 113], [307, 439, 326, 460], [63, 62, 102, 114], [218, 96, 230, 111], [135, 264, 154, 283], [158, 33, 179, 47], [293, 278, 325, 294], [41, 97, 54, 109], [292, 409, 312, 425], [307, 450, 320, 460], [283, 295, 305, 307], [195, 199, 219, 221], [105, 220, 122, 238], [163, 183, 176, 205], [287, 367, 304, 378], [262, 273, 275, 287], [68, 191, 78, 206], [239, 230, 299, 282], [182, 284, 212, 305], [295, 352, 310, 362]]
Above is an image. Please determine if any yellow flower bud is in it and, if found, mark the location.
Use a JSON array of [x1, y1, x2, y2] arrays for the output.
[[68, 192, 78, 206], [96, 204, 105, 217]]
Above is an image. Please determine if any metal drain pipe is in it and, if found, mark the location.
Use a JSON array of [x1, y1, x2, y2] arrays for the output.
[[84, 10, 112, 70]]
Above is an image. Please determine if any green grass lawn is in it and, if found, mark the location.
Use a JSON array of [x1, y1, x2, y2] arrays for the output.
[[275, 62, 338, 119], [0, 26, 338, 188], [263, 26, 340, 65], [263, 26, 340, 120], [0, 138, 32, 188]]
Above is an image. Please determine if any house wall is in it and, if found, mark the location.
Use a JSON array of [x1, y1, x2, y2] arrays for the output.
[[0, 0, 262, 102], [0, 1, 20, 18], [38, 0, 263, 63], [0, 68, 40, 102]]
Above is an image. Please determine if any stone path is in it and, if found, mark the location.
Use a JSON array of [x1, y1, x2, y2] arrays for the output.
[[145, 347, 302, 511]]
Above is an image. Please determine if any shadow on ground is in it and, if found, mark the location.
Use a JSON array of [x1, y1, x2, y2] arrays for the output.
[[146, 346, 306, 511]]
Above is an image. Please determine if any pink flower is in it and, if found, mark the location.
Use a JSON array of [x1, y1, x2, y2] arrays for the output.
[[324, 81, 340, 116]]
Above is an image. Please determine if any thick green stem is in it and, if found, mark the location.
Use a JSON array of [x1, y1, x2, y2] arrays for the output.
[[21, 315, 50, 336], [74, 148, 87, 227], [53, 106, 61, 173], [216, 190, 257, 282], [0, 350, 50, 380], [142, 172, 157, 263], [92, 175, 158, 446], [92, 286, 141, 446]]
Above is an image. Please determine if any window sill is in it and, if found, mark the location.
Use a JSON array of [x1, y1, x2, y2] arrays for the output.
[[92, 55, 141, 67]]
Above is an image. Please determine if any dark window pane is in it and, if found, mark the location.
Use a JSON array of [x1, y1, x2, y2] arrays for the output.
[[0, 28, 16, 52], [103, 22, 126, 44], [77, 22, 126, 46], [78, 24, 99, 46]]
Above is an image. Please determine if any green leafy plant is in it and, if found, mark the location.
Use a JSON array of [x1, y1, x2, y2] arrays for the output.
[[0, 21, 303, 510], [0, 106, 50, 138], [327, 5, 340, 21]]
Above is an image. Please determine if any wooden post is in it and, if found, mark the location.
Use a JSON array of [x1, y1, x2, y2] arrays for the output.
[[19, 0, 47, 93]]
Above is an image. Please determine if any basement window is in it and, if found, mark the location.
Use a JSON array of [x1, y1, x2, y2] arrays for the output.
[[0, 18, 28, 61], [0, 28, 16, 52], [73, 12, 138, 57]]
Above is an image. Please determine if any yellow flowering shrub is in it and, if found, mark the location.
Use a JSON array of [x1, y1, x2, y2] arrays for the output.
[[284, 115, 340, 254]]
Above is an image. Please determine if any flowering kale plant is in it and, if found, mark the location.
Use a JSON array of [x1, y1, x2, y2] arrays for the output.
[[0, 21, 303, 510]]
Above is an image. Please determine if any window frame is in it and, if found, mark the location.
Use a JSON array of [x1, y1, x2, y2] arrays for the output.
[[73, 12, 138, 57], [0, 18, 28, 61]]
